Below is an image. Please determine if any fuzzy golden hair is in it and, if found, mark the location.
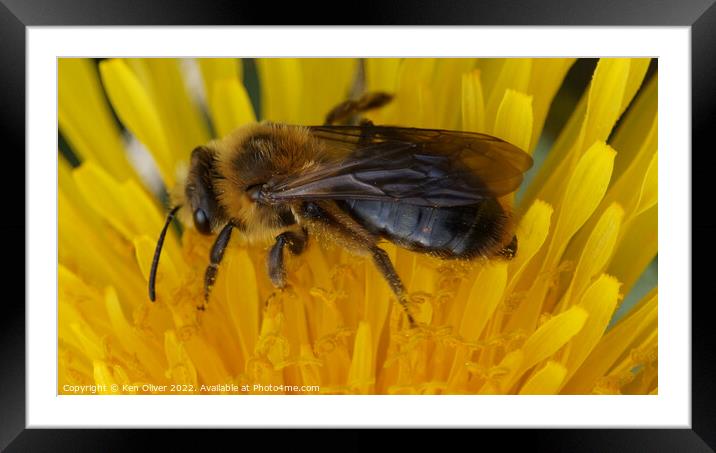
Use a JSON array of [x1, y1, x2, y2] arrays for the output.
[[208, 122, 323, 242]]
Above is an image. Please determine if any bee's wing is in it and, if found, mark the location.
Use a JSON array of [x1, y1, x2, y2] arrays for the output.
[[262, 125, 533, 208]]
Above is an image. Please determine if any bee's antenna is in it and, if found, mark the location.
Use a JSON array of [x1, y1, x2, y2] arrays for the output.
[[148, 205, 182, 301]]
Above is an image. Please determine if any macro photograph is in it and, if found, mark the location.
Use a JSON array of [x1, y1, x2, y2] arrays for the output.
[[57, 57, 658, 396]]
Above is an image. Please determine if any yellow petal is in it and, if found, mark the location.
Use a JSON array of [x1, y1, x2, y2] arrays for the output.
[[619, 58, 651, 117], [492, 89, 534, 152], [71, 322, 105, 362], [73, 162, 134, 238], [599, 326, 657, 395], [282, 290, 311, 358], [123, 58, 154, 91], [478, 350, 523, 394], [528, 58, 631, 206], [99, 59, 175, 186], [483, 59, 532, 133], [197, 58, 242, 101], [298, 344, 323, 389], [490, 200, 553, 340], [104, 286, 166, 380], [222, 248, 261, 360], [563, 116, 655, 288], [75, 161, 183, 266], [520, 306, 588, 371], [58, 154, 76, 195], [619, 331, 658, 395], [473, 59, 504, 97], [432, 58, 476, 129], [562, 274, 621, 381], [497, 306, 588, 392], [391, 59, 437, 127], [59, 156, 101, 229], [610, 75, 657, 180], [256, 58, 303, 123], [635, 152, 658, 217], [365, 58, 402, 92], [255, 310, 290, 378], [526, 59, 644, 206], [93, 361, 118, 393], [59, 266, 106, 350], [608, 205, 658, 294], [446, 263, 507, 391], [527, 58, 576, 152], [459, 262, 508, 341], [548, 141, 616, 265], [59, 307, 89, 357], [348, 321, 374, 393], [521, 93, 587, 207], [461, 69, 486, 133], [59, 191, 145, 303], [519, 361, 567, 394], [581, 58, 631, 152], [513, 142, 614, 330], [111, 365, 133, 393], [603, 116, 657, 219], [210, 78, 257, 137], [120, 180, 181, 263], [134, 59, 211, 163], [58, 57, 658, 396], [59, 264, 100, 308], [194, 287, 246, 377], [184, 334, 230, 387], [560, 203, 624, 308], [414, 84, 436, 128], [399, 58, 435, 84], [164, 330, 198, 387], [537, 56, 649, 207], [563, 288, 656, 393], [58, 58, 134, 179], [507, 200, 553, 291], [298, 59, 358, 125]]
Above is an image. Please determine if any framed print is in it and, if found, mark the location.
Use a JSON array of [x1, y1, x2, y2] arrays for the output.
[[2, 0, 713, 450]]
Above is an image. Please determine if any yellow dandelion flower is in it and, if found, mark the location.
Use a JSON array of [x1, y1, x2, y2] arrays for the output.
[[58, 57, 657, 395]]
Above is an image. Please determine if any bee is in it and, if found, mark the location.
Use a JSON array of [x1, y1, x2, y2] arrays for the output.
[[148, 92, 533, 324]]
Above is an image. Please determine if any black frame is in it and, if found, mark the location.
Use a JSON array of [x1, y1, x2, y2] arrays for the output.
[[2, 0, 713, 450]]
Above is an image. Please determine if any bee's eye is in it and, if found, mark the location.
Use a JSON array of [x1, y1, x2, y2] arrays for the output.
[[193, 208, 212, 235]]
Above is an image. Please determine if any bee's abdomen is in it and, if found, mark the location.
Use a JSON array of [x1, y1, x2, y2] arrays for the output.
[[338, 198, 508, 259]]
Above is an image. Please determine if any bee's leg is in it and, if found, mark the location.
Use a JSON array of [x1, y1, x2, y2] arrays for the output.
[[324, 92, 393, 125], [357, 118, 376, 146], [370, 246, 416, 327], [202, 222, 236, 308], [268, 229, 308, 289], [496, 235, 518, 260], [298, 201, 415, 326]]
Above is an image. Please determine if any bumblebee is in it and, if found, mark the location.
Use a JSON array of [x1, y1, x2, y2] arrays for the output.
[[149, 93, 533, 324]]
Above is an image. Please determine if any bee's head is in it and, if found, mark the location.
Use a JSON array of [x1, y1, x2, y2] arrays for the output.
[[184, 145, 228, 235], [150, 144, 229, 301]]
